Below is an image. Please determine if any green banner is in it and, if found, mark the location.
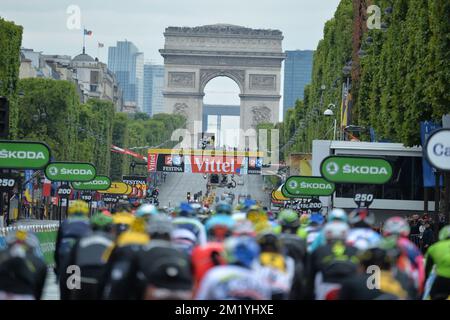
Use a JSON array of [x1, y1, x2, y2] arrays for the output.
[[281, 184, 312, 199], [284, 176, 335, 196], [72, 175, 111, 190], [34, 230, 57, 266], [45, 162, 96, 182], [321, 156, 393, 184], [0, 141, 51, 169]]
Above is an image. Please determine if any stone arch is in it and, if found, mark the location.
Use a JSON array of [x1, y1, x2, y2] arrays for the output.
[[199, 69, 245, 95]]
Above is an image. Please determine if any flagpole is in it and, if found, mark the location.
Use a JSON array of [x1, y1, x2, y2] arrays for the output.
[[82, 26, 85, 54]]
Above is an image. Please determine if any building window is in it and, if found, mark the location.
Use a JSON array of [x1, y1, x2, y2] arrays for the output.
[[90, 84, 97, 92]]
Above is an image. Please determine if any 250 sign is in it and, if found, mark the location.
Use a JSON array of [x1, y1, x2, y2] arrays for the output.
[[0, 177, 17, 190]]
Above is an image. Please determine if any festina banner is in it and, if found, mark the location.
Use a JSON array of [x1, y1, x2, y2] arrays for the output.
[[122, 175, 147, 198]]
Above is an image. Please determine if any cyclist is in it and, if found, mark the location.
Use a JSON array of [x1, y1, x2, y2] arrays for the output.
[[110, 211, 135, 240], [382, 216, 425, 297], [205, 202, 235, 242], [253, 232, 296, 299], [100, 217, 150, 299], [346, 208, 382, 251], [339, 241, 416, 300], [306, 213, 325, 252], [424, 225, 450, 300], [191, 242, 225, 294], [0, 230, 47, 300], [67, 212, 114, 300], [196, 236, 271, 300], [54, 200, 92, 300], [273, 209, 300, 235], [135, 203, 159, 222], [309, 208, 348, 252], [305, 221, 359, 300], [172, 202, 207, 246]]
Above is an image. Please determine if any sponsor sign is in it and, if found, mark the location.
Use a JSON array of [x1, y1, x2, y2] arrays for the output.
[[71, 175, 111, 191], [190, 155, 243, 175], [102, 194, 119, 203], [424, 129, 450, 172], [283, 176, 335, 197], [156, 153, 184, 173], [321, 156, 393, 184], [148, 153, 158, 172], [290, 198, 323, 211], [0, 141, 50, 169], [45, 162, 96, 182], [57, 184, 72, 198], [247, 157, 263, 175], [354, 193, 374, 208], [80, 192, 93, 202], [0, 175, 19, 191], [122, 175, 147, 185], [98, 182, 132, 195]]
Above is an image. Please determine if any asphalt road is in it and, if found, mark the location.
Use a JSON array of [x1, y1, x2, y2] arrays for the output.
[[158, 172, 270, 208]]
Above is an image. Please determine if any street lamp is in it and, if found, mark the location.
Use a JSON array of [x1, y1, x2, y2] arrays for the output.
[[323, 103, 337, 141]]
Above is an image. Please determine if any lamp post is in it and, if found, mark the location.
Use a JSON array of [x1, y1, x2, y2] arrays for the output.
[[323, 104, 337, 141]]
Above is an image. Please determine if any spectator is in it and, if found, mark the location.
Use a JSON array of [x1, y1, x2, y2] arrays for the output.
[[422, 222, 435, 254], [409, 215, 420, 236]]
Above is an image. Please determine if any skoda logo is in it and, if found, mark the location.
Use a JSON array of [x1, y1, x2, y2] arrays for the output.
[[288, 180, 298, 189], [48, 167, 58, 176], [326, 162, 339, 175]]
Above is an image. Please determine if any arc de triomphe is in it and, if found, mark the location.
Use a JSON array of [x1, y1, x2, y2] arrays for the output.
[[159, 24, 285, 133]]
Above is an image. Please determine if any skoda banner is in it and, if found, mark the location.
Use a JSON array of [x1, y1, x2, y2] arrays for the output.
[[45, 162, 96, 182], [321, 156, 393, 184], [0, 141, 51, 169], [72, 175, 111, 191], [424, 128, 450, 172], [283, 176, 335, 197]]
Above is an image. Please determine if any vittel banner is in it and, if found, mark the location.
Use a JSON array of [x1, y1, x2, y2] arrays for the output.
[[188, 155, 244, 175]]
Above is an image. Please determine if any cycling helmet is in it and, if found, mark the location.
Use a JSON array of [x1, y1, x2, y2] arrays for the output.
[[348, 208, 375, 227], [328, 208, 348, 222], [90, 212, 113, 230], [68, 200, 89, 216], [205, 215, 235, 241], [300, 213, 310, 226], [135, 204, 159, 218], [247, 205, 267, 224], [256, 232, 282, 253], [112, 212, 135, 236], [223, 236, 260, 268], [323, 221, 350, 241], [382, 216, 410, 238], [176, 202, 195, 217], [147, 214, 173, 240], [232, 220, 256, 237], [310, 213, 325, 226], [215, 201, 232, 215], [278, 209, 300, 228], [439, 225, 450, 241], [172, 228, 197, 255]]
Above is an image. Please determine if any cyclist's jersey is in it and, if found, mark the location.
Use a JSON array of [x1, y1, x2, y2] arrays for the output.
[[54, 216, 91, 274], [346, 228, 382, 251], [252, 254, 295, 299], [425, 239, 450, 278], [306, 226, 322, 252], [196, 265, 272, 300], [391, 236, 425, 294], [172, 217, 207, 246]]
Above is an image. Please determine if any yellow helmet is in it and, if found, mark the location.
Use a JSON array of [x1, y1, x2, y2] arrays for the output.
[[112, 212, 135, 226], [68, 200, 89, 216]]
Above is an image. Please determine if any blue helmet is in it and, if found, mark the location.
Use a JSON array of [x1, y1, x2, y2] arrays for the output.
[[310, 213, 325, 226], [205, 214, 235, 234], [215, 201, 232, 215], [224, 236, 260, 268], [135, 204, 159, 218], [176, 202, 195, 217]]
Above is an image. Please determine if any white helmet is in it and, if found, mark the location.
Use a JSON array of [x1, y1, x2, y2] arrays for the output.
[[328, 208, 348, 223], [323, 221, 350, 241]]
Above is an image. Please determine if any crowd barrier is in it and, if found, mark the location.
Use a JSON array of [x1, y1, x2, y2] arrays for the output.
[[0, 222, 60, 266]]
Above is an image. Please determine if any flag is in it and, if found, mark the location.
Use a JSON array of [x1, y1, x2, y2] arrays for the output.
[[98, 42, 104, 48], [84, 29, 93, 36]]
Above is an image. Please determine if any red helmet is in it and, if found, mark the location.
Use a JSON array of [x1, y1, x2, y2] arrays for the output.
[[191, 242, 225, 286]]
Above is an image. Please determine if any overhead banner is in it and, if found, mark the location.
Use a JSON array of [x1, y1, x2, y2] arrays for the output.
[[71, 175, 111, 191], [320, 156, 393, 184], [0, 141, 51, 169], [147, 149, 264, 175], [283, 176, 335, 197], [45, 162, 96, 182], [122, 175, 147, 198]]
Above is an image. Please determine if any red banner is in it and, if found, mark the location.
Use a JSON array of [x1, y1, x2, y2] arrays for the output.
[[190, 155, 243, 174], [148, 153, 158, 172]]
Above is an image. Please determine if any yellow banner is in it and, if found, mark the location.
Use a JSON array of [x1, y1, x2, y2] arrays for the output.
[[98, 182, 132, 195], [148, 148, 264, 157]]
